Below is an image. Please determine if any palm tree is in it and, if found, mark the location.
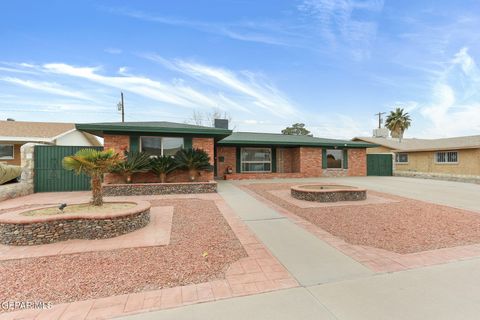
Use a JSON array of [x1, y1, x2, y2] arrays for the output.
[[111, 151, 151, 183], [63, 148, 121, 206], [385, 108, 412, 142], [174, 148, 212, 181], [150, 155, 177, 183]]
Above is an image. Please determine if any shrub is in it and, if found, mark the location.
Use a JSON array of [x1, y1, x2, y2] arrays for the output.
[[111, 151, 152, 183], [174, 148, 212, 181], [150, 155, 177, 183]]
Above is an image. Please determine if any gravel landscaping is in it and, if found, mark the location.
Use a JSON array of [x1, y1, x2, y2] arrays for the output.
[[20, 202, 136, 216], [0, 198, 246, 306], [244, 183, 480, 254]]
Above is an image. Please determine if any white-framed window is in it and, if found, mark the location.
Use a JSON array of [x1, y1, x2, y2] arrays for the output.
[[0, 144, 14, 160], [241, 148, 271, 172], [435, 151, 458, 164], [140, 136, 184, 157], [326, 149, 343, 169], [395, 153, 408, 163]]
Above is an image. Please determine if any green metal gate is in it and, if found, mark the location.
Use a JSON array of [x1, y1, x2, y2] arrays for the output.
[[34, 145, 103, 192], [367, 154, 393, 176]]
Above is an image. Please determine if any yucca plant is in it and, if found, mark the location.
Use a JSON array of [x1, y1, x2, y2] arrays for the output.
[[111, 151, 152, 183], [63, 148, 121, 206], [150, 155, 177, 183], [174, 148, 212, 181]]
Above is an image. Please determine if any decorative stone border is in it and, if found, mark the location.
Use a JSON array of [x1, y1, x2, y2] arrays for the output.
[[0, 201, 151, 246], [291, 184, 367, 202], [103, 181, 217, 196]]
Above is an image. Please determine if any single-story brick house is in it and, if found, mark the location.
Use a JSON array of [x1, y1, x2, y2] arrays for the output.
[[76, 121, 374, 182]]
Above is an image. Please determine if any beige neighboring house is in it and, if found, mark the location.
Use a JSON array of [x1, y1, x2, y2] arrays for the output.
[[353, 135, 480, 181], [0, 120, 101, 166]]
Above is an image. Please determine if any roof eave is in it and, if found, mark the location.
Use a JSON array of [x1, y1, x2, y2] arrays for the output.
[[217, 140, 376, 148], [75, 124, 232, 138]]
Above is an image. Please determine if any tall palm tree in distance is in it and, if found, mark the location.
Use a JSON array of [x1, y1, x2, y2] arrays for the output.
[[385, 108, 412, 142]]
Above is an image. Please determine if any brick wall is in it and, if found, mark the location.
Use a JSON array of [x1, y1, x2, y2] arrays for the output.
[[216, 146, 236, 176], [347, 148, 367, 176], [104, 134, 129, 153], [219, 146, 367, 180], [104, 135, 215, 183], [299, 147, 323, 176], [192, 137, 214, 181]]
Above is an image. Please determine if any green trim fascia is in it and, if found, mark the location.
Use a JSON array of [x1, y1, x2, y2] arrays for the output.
[[76, 124, 231, 137], [129, 136, 139, 152], [184, 137, 193, 149], [217, 140, 376, 148], [235, 147, 241, 173], [322, 148, 327, 169]]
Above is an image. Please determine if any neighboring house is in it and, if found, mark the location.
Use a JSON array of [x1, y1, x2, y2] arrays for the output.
[[76, 121, 375, 182], [0, 120, 101, 165], [353, 136, 480, 179]]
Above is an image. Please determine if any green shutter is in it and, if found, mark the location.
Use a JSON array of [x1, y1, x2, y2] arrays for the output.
[[343, 149, 348, 169], [129, 136, 139, 152], [322, 148, 327, 169], [184, 137, 192, 149], [236, 147, 241, 173], [271, 147, 277, 172]]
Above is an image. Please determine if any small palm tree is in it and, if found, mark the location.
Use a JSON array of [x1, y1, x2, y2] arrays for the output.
[[150, 155, 177, 183], [385, 108, 412, 142], [174, 148, 212, 181], [111, 151, 151, 183], [63, 149, 121, 206]]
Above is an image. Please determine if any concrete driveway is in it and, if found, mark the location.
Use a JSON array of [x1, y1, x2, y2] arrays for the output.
[[120, 177, 480, 320]]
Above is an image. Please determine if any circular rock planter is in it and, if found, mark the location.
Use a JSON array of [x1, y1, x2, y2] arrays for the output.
[[291, 184, 367, 202], [0, 201, 151, 246]]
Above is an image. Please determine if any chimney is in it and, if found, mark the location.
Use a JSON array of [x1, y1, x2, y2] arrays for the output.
[[214, 118, 229, 130]]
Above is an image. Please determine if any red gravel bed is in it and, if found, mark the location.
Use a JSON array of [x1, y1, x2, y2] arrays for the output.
[[243, 183, 480, 254], [0, 199, 247, 306]]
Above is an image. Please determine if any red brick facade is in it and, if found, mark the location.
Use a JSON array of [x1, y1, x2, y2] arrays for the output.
[[217, 146, 367, 180], [192, 137, 215, 181], [103, 135, 215, 183], [104, 134, 129, 153]]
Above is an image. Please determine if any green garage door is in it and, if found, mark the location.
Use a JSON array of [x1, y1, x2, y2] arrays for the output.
[[34, 145, 103, 192], [367, 154, 393, 176]]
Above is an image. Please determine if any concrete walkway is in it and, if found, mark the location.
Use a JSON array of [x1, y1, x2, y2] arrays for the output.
[[219, 182, 372, 286], [120, 177, 480, 320]]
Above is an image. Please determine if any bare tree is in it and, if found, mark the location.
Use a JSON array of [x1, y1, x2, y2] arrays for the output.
[[186, 108, 236, 129]]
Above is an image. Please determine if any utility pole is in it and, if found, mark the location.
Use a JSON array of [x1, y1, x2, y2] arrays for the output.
[[374, 112, 385, 129], [117, 92, 125, 122]]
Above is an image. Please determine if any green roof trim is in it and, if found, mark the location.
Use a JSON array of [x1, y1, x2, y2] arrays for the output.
[[218, 132, 377, 148], [75, 121, 232, 138]]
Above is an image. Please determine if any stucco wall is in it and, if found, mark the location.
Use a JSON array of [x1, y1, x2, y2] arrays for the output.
[[395, 149, 480, 176], [55, 131, 98, 146]]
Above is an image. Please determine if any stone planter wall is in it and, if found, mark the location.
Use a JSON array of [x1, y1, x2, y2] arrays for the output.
[[103, 181, 217, 196], [291, 186, 367, 202], [394, 171, 480, 184], [0, 201, 150, 246]]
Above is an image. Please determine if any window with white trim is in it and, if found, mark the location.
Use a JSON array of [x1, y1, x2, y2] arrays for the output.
[[241, 148, 271, 172], [435, 151, 458, 164], [395, 153, 408, 163], [0, 144, 14, 160], [140, 137, 184, 157]]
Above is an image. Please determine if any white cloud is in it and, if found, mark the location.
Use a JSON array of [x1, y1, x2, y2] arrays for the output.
[[418, 47, 480, 137], [0, 77, 93, 100], [298, 0, 383, 59], [145, 55, 297, 117]]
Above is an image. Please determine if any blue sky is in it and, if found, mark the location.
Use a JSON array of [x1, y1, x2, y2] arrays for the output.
[[1, 0, 480, 138]]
